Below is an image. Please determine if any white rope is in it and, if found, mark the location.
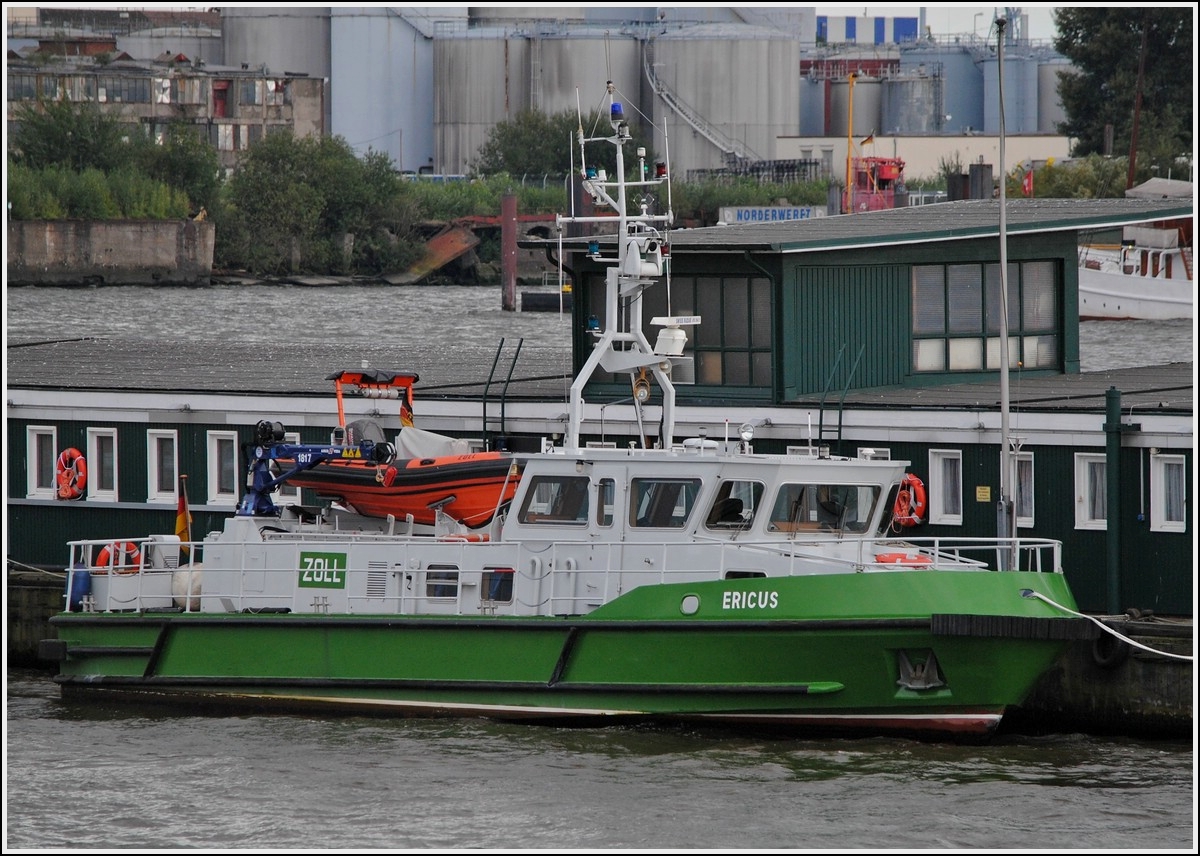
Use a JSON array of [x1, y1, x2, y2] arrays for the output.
[[1021, 589, 1193, 662]]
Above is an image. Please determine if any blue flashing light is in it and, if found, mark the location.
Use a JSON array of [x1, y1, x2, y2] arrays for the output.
[[610, 102, 624, 122]]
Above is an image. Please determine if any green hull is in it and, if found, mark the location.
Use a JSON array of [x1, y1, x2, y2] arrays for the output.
[[48, 571, 1089, 740]]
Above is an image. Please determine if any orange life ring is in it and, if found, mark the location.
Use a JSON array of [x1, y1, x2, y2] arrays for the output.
[[56, 448, 88, 500], [875, 552, 932, 568], [95, 541, 142, 574], [438, 533, 489, 543], [892, 473, 926, 528]]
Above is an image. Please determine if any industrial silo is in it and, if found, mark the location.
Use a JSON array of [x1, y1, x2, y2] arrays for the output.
[[1037, 58, 1072, 134], [882, 71, 944, 134], [899, 43, 983, 134], [798, 75, 826, 136], [829, 74, 882, 138], [981, 51, 1039, 135]]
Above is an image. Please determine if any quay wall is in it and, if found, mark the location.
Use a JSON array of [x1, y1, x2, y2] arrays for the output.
[[6, 219, 215, 286]]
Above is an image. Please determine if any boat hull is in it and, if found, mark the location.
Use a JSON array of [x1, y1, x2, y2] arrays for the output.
[[285, 453, 518, 526], [1078, 266, 1193, 321], [47, 570, 1089, 741]]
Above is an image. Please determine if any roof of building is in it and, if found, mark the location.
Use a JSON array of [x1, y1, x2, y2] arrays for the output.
[[6, 336, 1192, 418], [663, 198, 1195, 254]]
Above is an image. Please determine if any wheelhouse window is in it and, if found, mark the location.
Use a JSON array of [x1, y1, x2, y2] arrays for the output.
[[596, 478, 615, 527], [1074, 453, 1106, 530], [207, 431, 240, 505], [630, 478, 702, 528], [26, 426, 57, 499], [86, 427, 118, 501], [147, 429, 178, 504], [704, 479, 765, 530], [929, 450, 963, 526], [767, 483, 878, 532], [912, 261, 1058, 373], [518, 475, 590, 524], [1150, 452, 1187, 533]]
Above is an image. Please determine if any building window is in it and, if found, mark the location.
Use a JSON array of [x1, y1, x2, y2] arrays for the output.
[[26, 426, 58, 499], [1015, 451, 1034, 528], [595, 274, 770, 389], [928, 450, 963, 525], [1074, 453, 1106, 530], [912, 260, 1058, 373], [147, 429, 179, 504], [1150, 452, 1187, 533], [86, 427, 119, 502], [207, 431, 240, 505]]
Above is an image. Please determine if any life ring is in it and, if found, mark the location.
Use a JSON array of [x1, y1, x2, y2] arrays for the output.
[[95, 541, 142, 574], [439, 533, 489, 543], [892, 473, 926, 528], [56, 448, 88, 500], [874, 552, 932, 568]]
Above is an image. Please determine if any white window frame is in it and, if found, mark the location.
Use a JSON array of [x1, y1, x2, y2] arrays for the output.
[[928, 449, 963, 526], [206, 430, 241, 506], [147, 429, 179, 504], [1015, 451, 1034, 529], [1074, 453, 1107, 530], [26, 425, 58, 499], [86, 427, 119, 502], [1149, 452, 1187, 533]]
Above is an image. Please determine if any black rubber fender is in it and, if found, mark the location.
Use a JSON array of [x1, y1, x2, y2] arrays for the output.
[[1091, 631, 1130, 669]]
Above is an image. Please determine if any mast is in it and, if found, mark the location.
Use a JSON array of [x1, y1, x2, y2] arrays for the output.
[[556, 82, 686, 453]]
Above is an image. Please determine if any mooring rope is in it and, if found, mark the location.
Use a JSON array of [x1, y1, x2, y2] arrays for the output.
[[1020, 589, 1193, 662]]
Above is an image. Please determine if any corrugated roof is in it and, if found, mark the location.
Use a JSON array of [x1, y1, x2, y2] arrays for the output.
[[663, 198, 1195, 254]]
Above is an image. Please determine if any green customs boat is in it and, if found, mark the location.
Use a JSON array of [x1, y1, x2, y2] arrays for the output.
[[41, 81, 1093, 741]]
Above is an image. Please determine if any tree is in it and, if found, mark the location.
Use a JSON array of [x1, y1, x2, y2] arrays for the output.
[[473, 108, 656, 180], [137, 123, 222, 214], [1053, 9, 1192, 183], [10, 99, 128, 173]]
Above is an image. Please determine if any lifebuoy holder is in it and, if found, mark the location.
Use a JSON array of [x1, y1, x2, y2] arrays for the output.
[[892, 473, 927, 528], [94, 541, 142, 574], [56, 447, 88, 500]]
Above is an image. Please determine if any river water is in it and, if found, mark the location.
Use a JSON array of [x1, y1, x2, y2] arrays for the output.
[[4, 285, 1196, 850]]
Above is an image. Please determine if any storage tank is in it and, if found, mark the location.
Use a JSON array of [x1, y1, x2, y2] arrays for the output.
[[882, 72, 943, 134], [798, 76, 826, 136], [652, 35, 800, 173], [1037, 59, 1071, 133], [899, 44, 982, 134], [828, 75, 882, 137], [981, 53, 1039, 134]]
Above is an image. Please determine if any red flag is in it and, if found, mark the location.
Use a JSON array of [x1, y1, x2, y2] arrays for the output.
[[175, 474, 192, 554], [1022, 169, 1033, 197]]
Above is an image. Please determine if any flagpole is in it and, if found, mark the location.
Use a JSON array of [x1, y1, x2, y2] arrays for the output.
[[996, 15, 1016, 566]]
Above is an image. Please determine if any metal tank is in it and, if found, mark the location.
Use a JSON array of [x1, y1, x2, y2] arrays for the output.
[[882, 72, 944, 135], [650, 36, 801, 174], [981, 52, 1039, 135], [328, 8, 462, 173], [899, 43, 983, 134], [1037, 59, 1071, 134], [828, 75, 882, 138], [121, 30, 223, 65], [798, 76, 826, 136], [434, 35, 643, 176]]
